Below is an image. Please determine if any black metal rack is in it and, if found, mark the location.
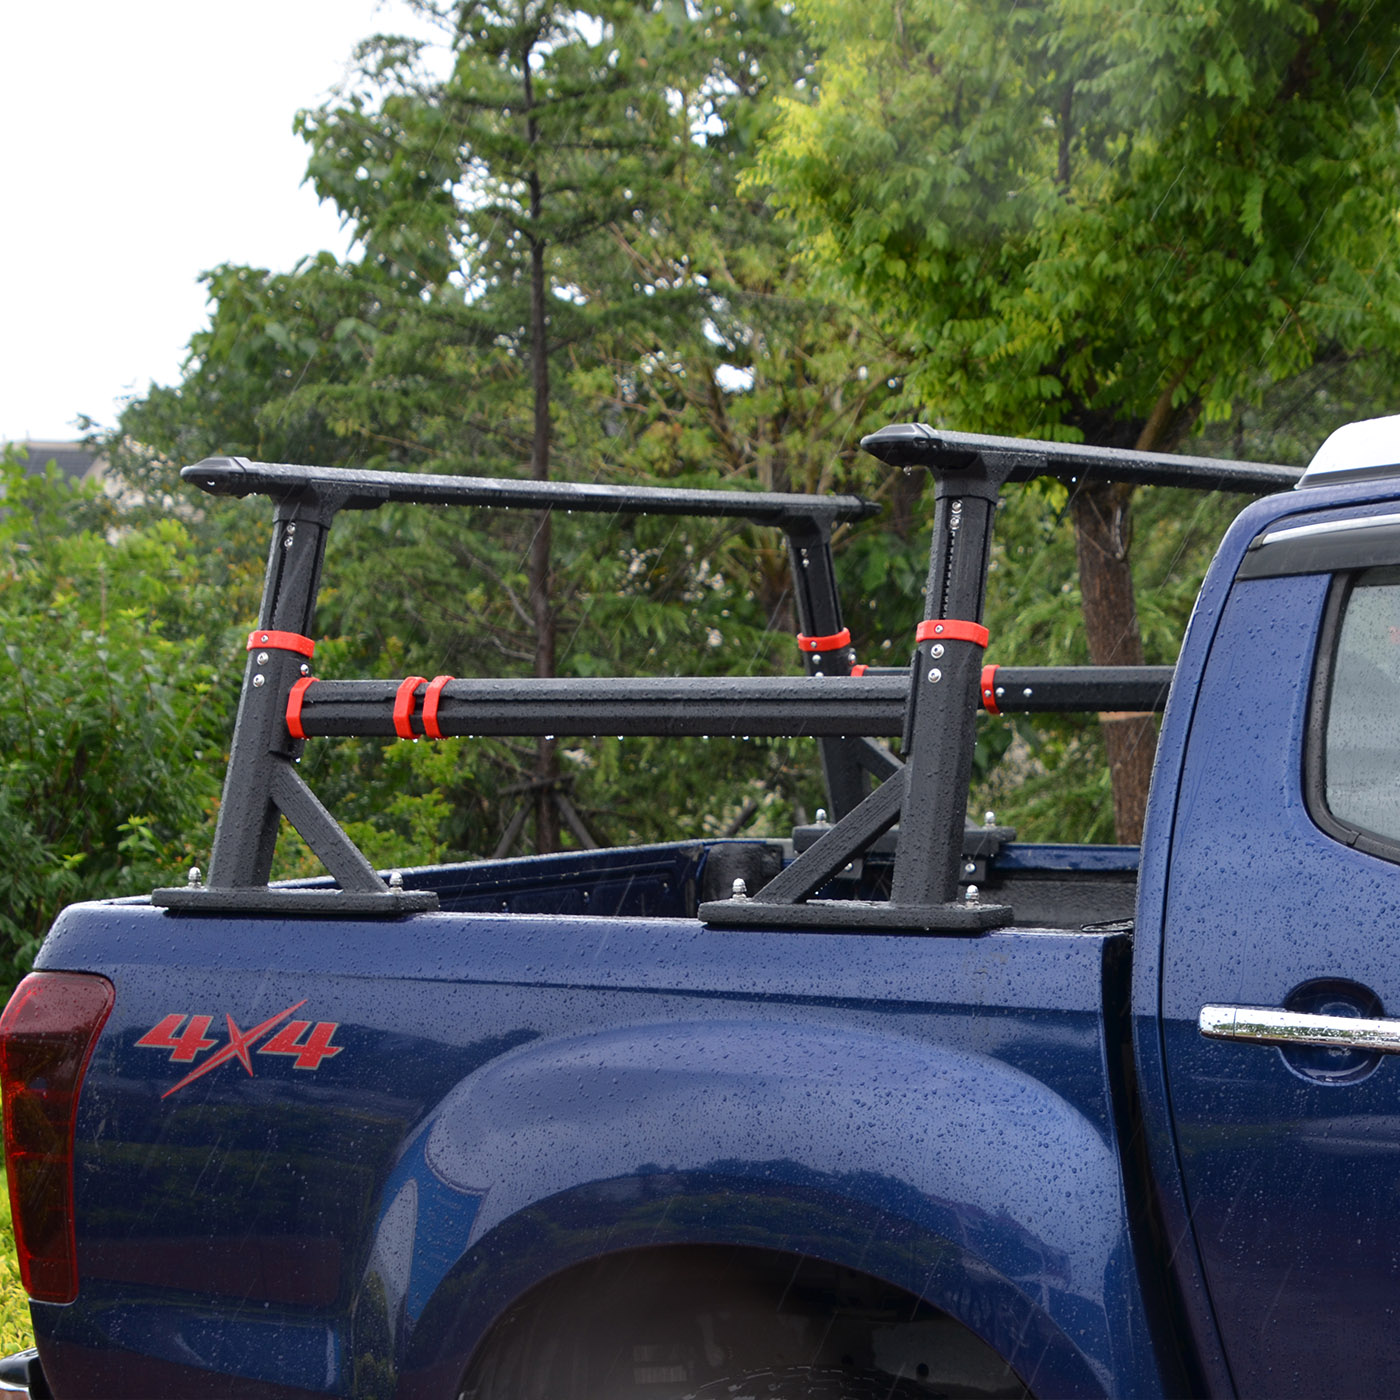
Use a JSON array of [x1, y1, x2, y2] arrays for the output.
[[153, 430, 1299, 927]]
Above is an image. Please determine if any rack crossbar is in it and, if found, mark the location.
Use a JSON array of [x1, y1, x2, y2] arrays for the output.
[[182, 457, 879, 528], [289, 667, 1174, 739], [861, 425, 1301, 493]]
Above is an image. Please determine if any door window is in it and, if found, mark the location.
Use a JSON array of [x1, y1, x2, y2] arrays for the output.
[[1317, 565, 1400, 850]]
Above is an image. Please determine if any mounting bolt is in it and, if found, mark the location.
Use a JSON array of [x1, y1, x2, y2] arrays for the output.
[[964, 861, 977, 876], [930, 643, 945, 658], [964, 884, 980, 904], [187, 866, 203, 887], [928, 668, 943, 684], [984, 810, 996, 827], [1023, 687, 1033, 698], [731, 878, 749, 900], [815, 808, 828, 825], [388, 870, 404, 890], [252, 674, 266, 688], [300, 663, 310, 676], [256, 651, 269, 665]]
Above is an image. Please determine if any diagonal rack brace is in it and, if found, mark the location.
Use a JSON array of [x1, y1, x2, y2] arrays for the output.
[[155, 459, 880, 915]]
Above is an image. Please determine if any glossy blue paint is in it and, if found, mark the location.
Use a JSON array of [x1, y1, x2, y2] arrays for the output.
[[1139, 479, 1400, 1398], [39, 885, 1171, 1398]]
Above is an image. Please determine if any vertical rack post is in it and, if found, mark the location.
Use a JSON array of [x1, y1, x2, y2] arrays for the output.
[[205, 489, 339, 890], [888, 455, 1014, 911], [782, 517, 869, 819]]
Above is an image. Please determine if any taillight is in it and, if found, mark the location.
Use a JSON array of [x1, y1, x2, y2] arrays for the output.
[[0, 972, 114, 1303]]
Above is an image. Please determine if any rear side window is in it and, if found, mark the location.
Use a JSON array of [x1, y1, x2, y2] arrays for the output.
[[1314, 566, 1400, 853]]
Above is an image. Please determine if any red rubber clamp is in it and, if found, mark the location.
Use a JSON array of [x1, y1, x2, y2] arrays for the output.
[[247, 629, 316, 658], [394, 676, 427, 739], [286, 677, 316, 739], [422, 675, 454, 740], [850, 664, 868, 678], [915, 619, 989, 648], [796, 628, 852, 654], [980, 664, 1000, 715]]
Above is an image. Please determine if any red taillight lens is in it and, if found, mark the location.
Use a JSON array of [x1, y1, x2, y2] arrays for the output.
[[0, 972, 114, 1303]]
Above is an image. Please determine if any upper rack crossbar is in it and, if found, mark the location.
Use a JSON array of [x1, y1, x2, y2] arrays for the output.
[[861, 425, 1302, 493], [182, 457, 879, 528]]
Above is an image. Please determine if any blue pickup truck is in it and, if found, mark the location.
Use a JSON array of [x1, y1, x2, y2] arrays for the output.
[[4, 417, 1399, 1399]]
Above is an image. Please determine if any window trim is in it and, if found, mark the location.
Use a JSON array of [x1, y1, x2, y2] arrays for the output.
[[1305, 570, 1400, 863]]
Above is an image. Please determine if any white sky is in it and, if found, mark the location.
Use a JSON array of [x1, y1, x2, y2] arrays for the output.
[[1, 1, 441, 445]]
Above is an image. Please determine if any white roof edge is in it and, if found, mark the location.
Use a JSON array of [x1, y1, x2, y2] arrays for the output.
[[1302, 414, 1400, 483]]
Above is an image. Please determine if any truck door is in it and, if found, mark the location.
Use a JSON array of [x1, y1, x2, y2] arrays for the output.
[[1161, 510, 1400, 1398]]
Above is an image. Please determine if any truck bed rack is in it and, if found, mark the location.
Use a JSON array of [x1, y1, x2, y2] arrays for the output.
[[153, 428, 1295, 929]]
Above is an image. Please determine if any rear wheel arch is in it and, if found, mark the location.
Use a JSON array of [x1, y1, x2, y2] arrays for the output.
[[456, 1244, 1032, 1400]]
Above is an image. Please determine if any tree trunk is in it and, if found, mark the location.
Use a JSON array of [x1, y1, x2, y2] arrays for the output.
[[525, 67, 560, 854], [1072, 480, 1155, 843]]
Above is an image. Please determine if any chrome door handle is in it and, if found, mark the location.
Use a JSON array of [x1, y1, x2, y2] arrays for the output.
[[1200, 1004, 1400, 1054]]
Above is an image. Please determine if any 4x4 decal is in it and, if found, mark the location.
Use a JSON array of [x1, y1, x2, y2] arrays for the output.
[[135, 999, 342, 1098]]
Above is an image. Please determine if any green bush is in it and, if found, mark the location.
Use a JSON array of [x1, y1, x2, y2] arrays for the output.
[[0, 448, 236, 997], [0, 1167, 32, 1353]]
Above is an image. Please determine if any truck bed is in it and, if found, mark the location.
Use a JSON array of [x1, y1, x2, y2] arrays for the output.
[[31, 838, 1156, 1399]]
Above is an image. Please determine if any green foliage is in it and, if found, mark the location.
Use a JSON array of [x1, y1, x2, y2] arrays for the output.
[[0, 448, 231, 995], [102, 0, 917, 863], [758, 0, 1400, 438], [0, 1162, 32, 1354], [91, 0, 1398, 868], [751, 0, 1400, 838]]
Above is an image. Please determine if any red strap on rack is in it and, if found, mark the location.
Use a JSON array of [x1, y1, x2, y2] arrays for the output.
[[247, 629, 316, 658], [850, 664, 868, 678], [286, 677, 316, 739], [394, 676, 427, 739], [915, 619, 989, 648], [422, 675, 454, 740], [980, 664, 1000, 715], [796, 628, 852, 654]]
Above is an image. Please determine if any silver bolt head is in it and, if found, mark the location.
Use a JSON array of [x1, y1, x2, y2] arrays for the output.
[[984, 810, 996, 827], [388, 870, 404, 889], [964, 884, 981, 904], [964, 862, 976, 875], [187, 866, 202, 887], [1023, 687, 1033, 698], [252, 673, 266, 688], [300, 663, 310, 676], [928, 668, 943, 683], [815, 808, 828, 825], [256, 651, 269, 665], [930, 643, 945, 658], [731, 877, 749, 900]]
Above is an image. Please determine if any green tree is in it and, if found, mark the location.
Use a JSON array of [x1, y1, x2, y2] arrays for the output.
[[111, 0, 916, 865], [0, 447, 232, 995], [756, 0, 1400, 839]]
